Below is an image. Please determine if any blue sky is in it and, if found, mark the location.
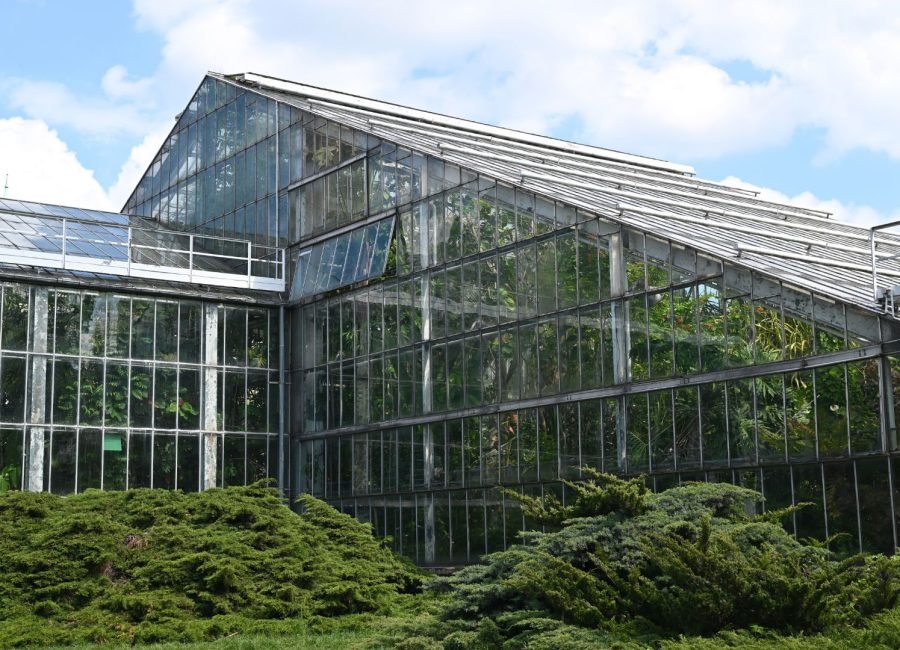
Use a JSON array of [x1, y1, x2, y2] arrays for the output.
[[1, 0, 899, 226]]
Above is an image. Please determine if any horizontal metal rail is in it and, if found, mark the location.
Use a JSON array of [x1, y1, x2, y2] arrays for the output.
[[0, 213, 285, 292]]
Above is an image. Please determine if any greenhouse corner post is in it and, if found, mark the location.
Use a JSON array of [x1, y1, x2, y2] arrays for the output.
[[278, 305, 286, 495], [202, 303, 219, 489], [609, 231, 629, 473], [26, 288, 48, 492]]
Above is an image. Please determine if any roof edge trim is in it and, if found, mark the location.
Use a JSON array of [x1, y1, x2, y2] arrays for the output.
[[227, 72, 696, 177]]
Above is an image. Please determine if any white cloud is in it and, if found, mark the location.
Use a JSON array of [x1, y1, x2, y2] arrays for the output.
[[719, 176, 896, 229], [7, 79, 150, 138], [7, 1, 900, 211], [0, 117, 112, 210], [118, 0, 900, 163], [101, 65, 154, 101]]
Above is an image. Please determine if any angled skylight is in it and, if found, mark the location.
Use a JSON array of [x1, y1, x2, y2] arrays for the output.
[[290, 216, 395, 301]]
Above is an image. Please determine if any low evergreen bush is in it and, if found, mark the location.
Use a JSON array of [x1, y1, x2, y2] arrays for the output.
[[392, 470, 900, 648], [0, 484, 423, 647]]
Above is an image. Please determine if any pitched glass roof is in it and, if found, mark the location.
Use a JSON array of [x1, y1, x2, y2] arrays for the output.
[[221, 71, 900, 315]]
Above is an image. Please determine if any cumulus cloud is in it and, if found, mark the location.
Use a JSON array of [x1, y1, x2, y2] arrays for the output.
[[0, 117, 112, 210], [6, 1, 900, 212], [101, 65, 154, 102], [719, 176, 895, 229], [6, 79, 150, 138], [124, 0, 900, 162]]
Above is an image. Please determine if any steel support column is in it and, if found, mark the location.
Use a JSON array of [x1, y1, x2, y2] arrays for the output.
[[202, 303, 219, 489], [26, 288, 48, 492], [609, 231, 629, 472]]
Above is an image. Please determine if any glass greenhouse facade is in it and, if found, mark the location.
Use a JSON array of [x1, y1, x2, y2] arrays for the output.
[[1, 72, 898, 565]]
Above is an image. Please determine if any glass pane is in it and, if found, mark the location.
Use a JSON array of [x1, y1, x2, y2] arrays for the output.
[[2, 286, 29, 351], [52, 292, 81, 355], [0, 356, 26, 424], [177, 433, 200, 491], [156, 302, 179, 361], [50, 430, 76, 495], [847, 359, 882, 454], [77, 429, 102, 491], [154, 434, 177, 490], [127, 433, 153, 490], [131, 300, 155, 360]]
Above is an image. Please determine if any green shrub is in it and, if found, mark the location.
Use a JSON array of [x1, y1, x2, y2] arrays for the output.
[[401, 472, 900, 647], [0, 484, 423, 647]]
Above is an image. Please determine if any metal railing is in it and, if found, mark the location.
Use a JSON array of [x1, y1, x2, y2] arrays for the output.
[[869, 220, 900, 313], [0, 213, 285, 292]]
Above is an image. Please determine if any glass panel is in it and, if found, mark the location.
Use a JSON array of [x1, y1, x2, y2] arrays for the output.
[[0, 427, 23, 490], [247, 435, 269, 483], [154, 367, 179, 430], [536, 237, 556, 314], [80, 294, 106, 357], [847, 359, 882, 454], [155, 302, 179, 361], [127, 433, 153, 490], [626, 394, 649, 472], [77, 429, 101, 491], [756, 374, 786, 462], [50, 429, 76, 495], [649, 390, 674, 471], [538, 318, 559, 396], [786, 370, 816, 461], [558, 313, 580, 393], [856, 457, 895, 554], [728, 378, 757, 464], [154, 434, 177, 489], [178, 434, 200, 492], [52, 291, 81, 356], [224, 307, 247, 366], [291, 217, 395, 300], [0, 356, 26, 424], [223, 434, 245, 486], [794, 464, 826, 541], [578, 306, 601, 390], [580, 399, 602, 471], [699, 279, 726, 373], [700, 382, 728, 467], [131, 300, 155, 360], [179, 368, 200, 430], [674, 386, 700, 470], [628, 295, 649, 381], [823, 461, 859, 554], [1, 287, 28, 351], [518, 409, 538, 481], [649, 290, 673, 378], [815, 364, 849, 456]]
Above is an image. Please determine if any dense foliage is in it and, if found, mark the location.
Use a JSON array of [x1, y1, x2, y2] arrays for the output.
[[0, 485, 422, 647], [388, 470, 900, 649]]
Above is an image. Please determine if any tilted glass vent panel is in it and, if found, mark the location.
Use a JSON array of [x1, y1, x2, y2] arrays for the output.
[[290, 216, 395, 301]]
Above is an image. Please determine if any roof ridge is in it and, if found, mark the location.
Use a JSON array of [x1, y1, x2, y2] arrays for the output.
[[220, 71, 694, 176]]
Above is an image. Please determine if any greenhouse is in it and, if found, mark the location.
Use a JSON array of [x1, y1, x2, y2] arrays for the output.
[[0, 71, 898, 565]]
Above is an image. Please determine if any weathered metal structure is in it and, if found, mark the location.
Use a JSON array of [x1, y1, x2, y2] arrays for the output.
[[0, 72, 898, 564]]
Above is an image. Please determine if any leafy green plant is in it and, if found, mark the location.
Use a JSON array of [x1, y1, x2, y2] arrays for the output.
[[396, 474, 900, 647], [0, 463, 19, 493], [0, 484, 425, 647]]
